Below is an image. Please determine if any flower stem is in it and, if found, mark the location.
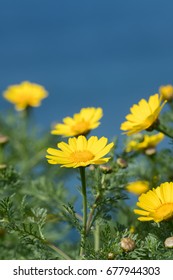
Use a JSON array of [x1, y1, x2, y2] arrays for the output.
[[156, 121, 173, 139], [44, 240, 72, 260], [79, 166, 87, 258], [93, 174, 105, 252], [94, 220, 100, 251], [0, 146, 4, 164], [86, 193, 100, 232]]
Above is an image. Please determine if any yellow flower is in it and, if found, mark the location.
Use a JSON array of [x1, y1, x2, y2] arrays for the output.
[[159, 84, 173, 101], [46, 135, 114, 168], [125, 133, 164, 153], [51, 107, 103, 137], [3, 81, 48, 111], [120, 94, 166, 135], [126, 181, 149, 195], [134, 182, 173, 222]]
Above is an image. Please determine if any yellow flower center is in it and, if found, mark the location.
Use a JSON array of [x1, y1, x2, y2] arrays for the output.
[[72, 121, 89, 134], [152, 203, 173, 222], [70, 150, 94, 162], [20, 93, 31, 102]]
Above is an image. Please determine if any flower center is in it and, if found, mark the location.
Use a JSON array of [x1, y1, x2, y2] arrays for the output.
[[70, 150, 94, 162], [19, 91, 34, 104], [72, 121, 89, 134], [151, 203, 173, 222]]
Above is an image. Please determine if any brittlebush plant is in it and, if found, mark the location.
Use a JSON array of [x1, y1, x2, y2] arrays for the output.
[[1, 82, 173, 260]]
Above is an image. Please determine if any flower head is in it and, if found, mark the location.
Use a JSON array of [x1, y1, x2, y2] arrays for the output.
[[126, 180, 149, 196], [164, 237, 173, 248], [120, 94, 166, 135], [0, 134, 9, 145], [159, 84, 173, 101], [120, 237, 136, 252], [51, 107, 103, 137], [125, 133, 164, 153], [46, 135, 114, 168], [134, 182, 173, 222], [3, 81, 48, 111]]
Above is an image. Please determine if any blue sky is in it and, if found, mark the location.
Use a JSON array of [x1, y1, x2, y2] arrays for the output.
[[1, 0, 173, 146]]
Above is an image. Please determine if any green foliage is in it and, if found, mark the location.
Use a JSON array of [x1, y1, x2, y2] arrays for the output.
[[0, 97, 173, 260]]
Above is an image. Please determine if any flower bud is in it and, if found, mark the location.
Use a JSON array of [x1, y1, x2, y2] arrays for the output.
[[0, 228, 5, 237], [145, 147, 156, 156], [164, 237, 173, 248], [107, 252, 115, 260], [99, 165, 112, 174], [129, 226, 135, 234], [159, 85, 173, 101], [0, 134, 9, 145], [0, 164, 7, 170], [89, 164, 95, 171], [120, 237, 135, 252], [117, 158, 128, 168]]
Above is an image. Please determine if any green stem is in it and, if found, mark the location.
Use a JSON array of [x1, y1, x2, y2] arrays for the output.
[[86, 193, 100, 233], [20, 106, 32, 121], [156, 122, 173, 139], [93, 174, 105, 252], [0, 146, 4, 164], [44, 240, 72, 260], [20, 106, 32, 137], [94, 220, 100, 252], [79, 166, 87, 258]]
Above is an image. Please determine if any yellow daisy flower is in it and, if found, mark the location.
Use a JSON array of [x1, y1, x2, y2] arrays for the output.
[[51, 107, 103, 137], [46, 135, 114, 168], [159, 84, 173, 101], [120, 94, 166, 135], [126, 180, 149, 195], [3, 81, 48, 111], [134, 182, 173, 222], [125, 133, 164, 153]]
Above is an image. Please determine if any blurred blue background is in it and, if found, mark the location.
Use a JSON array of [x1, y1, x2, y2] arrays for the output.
[[1, 0, 173, 244], [1, 0, 173, 142]]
